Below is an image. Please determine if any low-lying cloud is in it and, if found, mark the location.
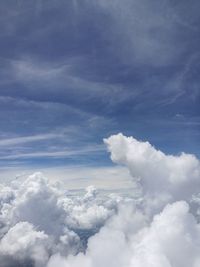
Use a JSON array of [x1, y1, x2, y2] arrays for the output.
[[0, 133, 200, 267]]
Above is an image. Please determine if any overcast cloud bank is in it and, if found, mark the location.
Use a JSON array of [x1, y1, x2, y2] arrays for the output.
[[0, 133, 200, 267]]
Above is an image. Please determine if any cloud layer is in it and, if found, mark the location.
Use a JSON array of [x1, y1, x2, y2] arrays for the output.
[[0, 133, 200, 267], [0, 172, 119, 267]]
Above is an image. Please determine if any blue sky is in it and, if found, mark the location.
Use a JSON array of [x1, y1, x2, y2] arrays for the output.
[[0, 0, 199, 185]]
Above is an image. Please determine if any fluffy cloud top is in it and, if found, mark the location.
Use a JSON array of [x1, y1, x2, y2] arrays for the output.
[[0, 172, 119, 266], [47, 201, 200, 267], [104, 133, 200, 211], [1, 133, 200, 267], [0, 221, 49, 267]]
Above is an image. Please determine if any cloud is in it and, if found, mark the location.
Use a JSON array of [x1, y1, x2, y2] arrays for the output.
[[9, 57, 130, 110], [0, 1, 199, 165], [0, 222, 49, 267], [104, 133, 200, 212], [0, 172, 121, 266], [0, 144, 104, 160], [97, 0, 184, 67], [0, 133, 64, 147], [47, 201, 200, 267], [0, 121, 107, 169], [0, 165, 134, 190], [1, 133, 200, 267]]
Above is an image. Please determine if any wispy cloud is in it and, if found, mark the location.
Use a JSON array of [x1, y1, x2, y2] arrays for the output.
[[0, 0, 199, 169], [11, 57, 68, 82], [8, 57, 133, 108], [0, 144, 105, 160], [0, 133, 64, 147]]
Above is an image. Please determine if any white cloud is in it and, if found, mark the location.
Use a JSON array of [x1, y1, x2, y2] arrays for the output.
[[0, 144, 104, 160], [0, 133, 63, 147], [1, 133, 200, 267], [6, 56, 132, 109], [104, 133, 200, 212], [0, 222, 50, 267], [0, 172, 122, 266], [47, 201, 200, 267]]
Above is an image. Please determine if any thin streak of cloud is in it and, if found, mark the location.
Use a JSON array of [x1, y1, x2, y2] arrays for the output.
[[0, 133, 64, 147], [0, 144, 105, 160]]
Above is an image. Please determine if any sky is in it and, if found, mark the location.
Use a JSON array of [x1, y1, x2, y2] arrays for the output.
[[0, 0, 200, 186], [0, 2, 200, 265]]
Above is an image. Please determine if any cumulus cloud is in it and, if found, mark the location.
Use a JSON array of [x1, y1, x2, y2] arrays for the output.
[[0, 222, 49, 267], [0, 172, 120, 266], [104, 133, 200, 212], [1, 133, 200, 267], [47, 201, 200, 267]]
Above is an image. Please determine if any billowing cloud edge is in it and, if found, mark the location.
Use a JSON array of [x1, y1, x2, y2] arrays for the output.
[[1, 133, 200, 267]]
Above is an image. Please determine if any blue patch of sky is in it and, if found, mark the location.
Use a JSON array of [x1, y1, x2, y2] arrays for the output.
[[0, 0, 199, 172]]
